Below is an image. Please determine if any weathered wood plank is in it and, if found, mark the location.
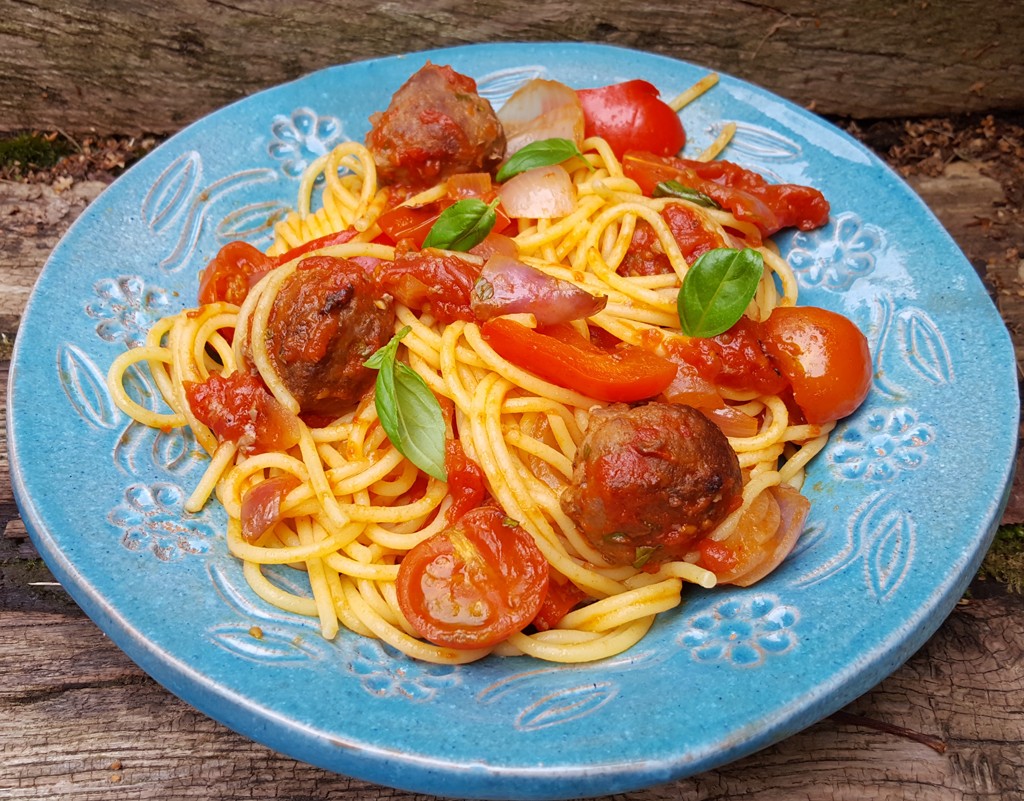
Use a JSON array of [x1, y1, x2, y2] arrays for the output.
[[1, 593, 1022, 800], [2, 0, 1022, 136]]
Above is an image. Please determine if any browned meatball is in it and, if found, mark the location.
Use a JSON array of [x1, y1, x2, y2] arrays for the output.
[[366, 62, 506, 188], [265, 256, 394, 418], [560, 403, 742, 567]]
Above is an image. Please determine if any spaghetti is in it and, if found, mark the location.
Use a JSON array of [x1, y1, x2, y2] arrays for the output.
[[108, 68, 861, 665]]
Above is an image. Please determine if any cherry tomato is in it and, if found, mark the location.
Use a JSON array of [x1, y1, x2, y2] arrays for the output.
[[376, 251, 482, 323], [759, 306, 872, 424], [197, 241, 275, 306], [619, 204, 725, 277], [576, 80, 685, 158], [396, 507, 549, 649], [480, 319, 677, 403]]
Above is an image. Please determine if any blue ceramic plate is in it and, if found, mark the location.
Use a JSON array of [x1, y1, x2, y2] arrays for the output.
[[8, 43, 1018, 799]]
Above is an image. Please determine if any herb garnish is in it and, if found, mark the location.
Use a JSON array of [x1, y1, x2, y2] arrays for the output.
[[495, 138, 588, 182], [421, 197, 499, 252], [364, 327, 447, 481], [653, 179, 721, 209], [677, 247, 764, 338]]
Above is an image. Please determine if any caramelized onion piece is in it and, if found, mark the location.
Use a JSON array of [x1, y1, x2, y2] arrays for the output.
[[241, 475, 301, 543], [497, 78, 585, 156], [721, 485, 810, 587], [471, 255, 606, 325], [498, 164, 576, 219]]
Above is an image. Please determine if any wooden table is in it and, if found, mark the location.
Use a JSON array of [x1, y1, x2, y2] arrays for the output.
[[4, 3, 1024, 798]]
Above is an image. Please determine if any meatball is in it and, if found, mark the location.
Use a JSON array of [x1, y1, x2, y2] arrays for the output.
[[560, 403, 742, 567], [265, 256, 394, 418], [366, 62, 506, 188]]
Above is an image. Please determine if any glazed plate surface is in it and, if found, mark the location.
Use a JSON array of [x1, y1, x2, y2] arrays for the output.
[[8, 42, 1018, 800]]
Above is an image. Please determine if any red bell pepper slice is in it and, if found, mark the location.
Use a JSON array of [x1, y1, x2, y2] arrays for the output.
[[480, 319, 677, 402]]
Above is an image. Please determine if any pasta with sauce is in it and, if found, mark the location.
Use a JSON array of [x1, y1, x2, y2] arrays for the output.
[[107, 63, 870, 664]]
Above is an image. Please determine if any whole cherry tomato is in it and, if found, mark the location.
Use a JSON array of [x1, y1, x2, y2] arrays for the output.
[[759, 306, 872, 424], [396, 506, 549, 649], [576, 80, 685, 159]]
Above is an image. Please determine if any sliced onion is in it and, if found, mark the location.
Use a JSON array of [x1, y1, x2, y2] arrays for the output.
[[730, 485, 810, 587], [497, 78, 585, 156], [241, 475, 301, 543], [664, 362, 759, 438], [498, 164, 576, 219], [471, 254, 607, 325], [469, 232, 520, 261], [447, 172, 493, 199]]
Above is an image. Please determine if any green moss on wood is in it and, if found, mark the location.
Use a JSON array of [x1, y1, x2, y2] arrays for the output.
[[978, 524, 1024, 593], [0, 132, 72, 170]]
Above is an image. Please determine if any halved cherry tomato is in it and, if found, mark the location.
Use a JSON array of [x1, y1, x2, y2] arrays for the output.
[[619, 204, 725, 277], [376, 251, 482, 322], [480, 319, 677, 403], [197, 241, 275, 306], [576, 80, 685, 158], [622, 151, 830, 238], [759, 306, 872, 424], [396, 506, 549, 649]]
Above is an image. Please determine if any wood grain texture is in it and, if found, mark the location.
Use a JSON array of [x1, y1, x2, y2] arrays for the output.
[[2, 0, 1022, 136]]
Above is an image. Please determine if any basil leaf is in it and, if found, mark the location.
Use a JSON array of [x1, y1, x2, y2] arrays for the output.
[[677, 248, 764, 338], [421, 197, 498, 252], [495, 138, 586, 182], [653, 180, 721, 209], [364, 327, 448, 481]]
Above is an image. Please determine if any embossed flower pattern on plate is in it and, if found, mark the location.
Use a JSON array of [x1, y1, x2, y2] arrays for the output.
[[679, 595, 799, 667], [108, 482, 215, 560], [829, 407, 936, 481], [268, 107, 344, 177], [788, 211, 882, 291], [87, 275, 175, 347]]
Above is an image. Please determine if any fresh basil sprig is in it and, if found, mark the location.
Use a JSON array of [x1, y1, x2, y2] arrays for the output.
[[422, 197, 499, 252], [653, 179, 721, 209], [364, 327, 448, 481], [495, 138, 587, 182], [677, 247, 764, 338]]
